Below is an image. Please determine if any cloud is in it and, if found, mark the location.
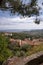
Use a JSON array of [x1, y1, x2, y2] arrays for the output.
[[0, 16, 43, 30], [0, 0, 43, 30], [0, 16, 35, 25]]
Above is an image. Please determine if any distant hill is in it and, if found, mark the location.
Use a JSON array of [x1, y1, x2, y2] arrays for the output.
[[0, 29, 43, 36], [22, 29, 43, 36]]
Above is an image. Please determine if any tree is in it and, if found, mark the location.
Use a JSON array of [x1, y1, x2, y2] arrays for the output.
[[0, 0, 42, 24]]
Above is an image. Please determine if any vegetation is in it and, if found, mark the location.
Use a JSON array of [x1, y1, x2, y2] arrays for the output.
[[0, 0, 39, 16], [8, 43, 32, 57], [0, 0, 42, 24], [27, 44, 43, 56], [12, 32, 43, 40], [0, 33, 13, 65], [0, 33, 43, 65]]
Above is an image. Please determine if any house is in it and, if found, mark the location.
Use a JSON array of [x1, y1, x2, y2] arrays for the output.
[[10, 38, 22, 46], [9, 38, 43, 46], [32, 38, 43, 45], [9, 38, 33, 46], [5, 33, 12, 36]]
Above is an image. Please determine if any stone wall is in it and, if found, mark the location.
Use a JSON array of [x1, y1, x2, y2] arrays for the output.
[[2, 51, 43, 65]]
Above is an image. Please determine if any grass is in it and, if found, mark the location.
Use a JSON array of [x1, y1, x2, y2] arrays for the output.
[[26, 44, 43, 56]]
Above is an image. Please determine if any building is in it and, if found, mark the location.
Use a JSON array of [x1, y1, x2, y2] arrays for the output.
[[9, 38, 43, 46]]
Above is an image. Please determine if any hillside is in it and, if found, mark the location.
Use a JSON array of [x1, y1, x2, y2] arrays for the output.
[[22, 29, 43, 35]]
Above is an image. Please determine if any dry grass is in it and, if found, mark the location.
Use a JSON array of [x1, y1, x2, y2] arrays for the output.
[[26, 44, 43, 56]]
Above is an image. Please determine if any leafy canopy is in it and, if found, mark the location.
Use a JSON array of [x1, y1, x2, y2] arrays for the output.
[[0, 0, 42, 24]]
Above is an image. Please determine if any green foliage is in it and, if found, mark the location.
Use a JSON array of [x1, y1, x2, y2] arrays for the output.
[[0, 0, 41, 24], [0, 0, 39, 16], [15, 51, 25, 57], [12, 32, 43, 40], [12, 33, 26, 40], [8, 42, 32, 57], [0, 34, 13, 65], [0, 49, 13, 61], [12, 33, 33, 40], [20, 44, 32, 52], [0, 33, 43, 65]]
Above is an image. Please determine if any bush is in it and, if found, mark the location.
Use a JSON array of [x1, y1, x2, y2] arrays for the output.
[[20, 44, 32, 52], [0, 34, 13, 65]]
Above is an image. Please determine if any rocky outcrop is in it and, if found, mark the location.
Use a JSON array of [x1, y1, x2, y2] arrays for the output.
[[2, 51, 43, 65]]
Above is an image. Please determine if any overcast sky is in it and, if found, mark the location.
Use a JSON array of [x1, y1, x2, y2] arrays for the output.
[[0, 0, 43, 30]]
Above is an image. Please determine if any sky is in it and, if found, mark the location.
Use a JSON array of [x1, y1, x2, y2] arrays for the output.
[[0, 0, 43, 30]]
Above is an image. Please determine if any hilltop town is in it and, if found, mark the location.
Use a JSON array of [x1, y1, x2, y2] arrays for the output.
[[4, 32, 43, 46]]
